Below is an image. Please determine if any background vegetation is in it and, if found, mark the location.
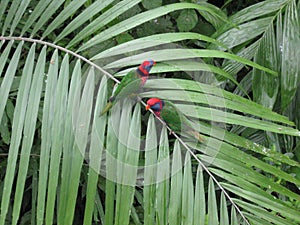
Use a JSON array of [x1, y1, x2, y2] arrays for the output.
[[0, 0, 299, 224]]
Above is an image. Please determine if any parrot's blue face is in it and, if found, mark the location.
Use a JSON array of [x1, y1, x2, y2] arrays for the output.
[[137, 59, 156, 76], [146, 98, 164, 117], [143, 60, 155, 73], [150, 102, 162, 111], [146, 98, 164, 111]]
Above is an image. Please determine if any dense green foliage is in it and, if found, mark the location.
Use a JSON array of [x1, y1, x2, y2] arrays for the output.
[[0, 0, 299, 224]]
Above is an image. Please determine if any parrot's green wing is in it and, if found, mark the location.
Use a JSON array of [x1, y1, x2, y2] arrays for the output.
[[112, 70, 142, 100], [160, 100, 188, 133], [100, 70, 142, 116], [161, 100, 204, 142]]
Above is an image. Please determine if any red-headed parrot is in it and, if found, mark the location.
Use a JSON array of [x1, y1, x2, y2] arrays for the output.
[[100, 60, 156, 116], [146, 98, 204, 142]]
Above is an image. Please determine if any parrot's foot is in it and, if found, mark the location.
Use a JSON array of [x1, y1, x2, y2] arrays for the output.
[[128, 93, 138, 99], [189, 130, 205, 142], [109, 96, 115, 102]]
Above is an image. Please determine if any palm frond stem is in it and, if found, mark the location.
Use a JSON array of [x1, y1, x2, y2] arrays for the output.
[[0, 36, 251, 225], [0, 36, 120, 83]]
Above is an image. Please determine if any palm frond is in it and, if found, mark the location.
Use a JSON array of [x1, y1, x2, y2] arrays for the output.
[[280, 0, 300, 111], [84, 75, 108, 225], [0, 0, 299, 224], [0, 42, 24, 225], [12, 45, 45, 224], [77, 2, 229, 52], [0, 36, 297, 225]]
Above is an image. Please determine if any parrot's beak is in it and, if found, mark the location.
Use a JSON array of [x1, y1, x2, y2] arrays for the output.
[[145, 105, 150, 110]]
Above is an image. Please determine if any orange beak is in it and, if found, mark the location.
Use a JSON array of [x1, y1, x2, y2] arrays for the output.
[[146, 105, 150, 110]]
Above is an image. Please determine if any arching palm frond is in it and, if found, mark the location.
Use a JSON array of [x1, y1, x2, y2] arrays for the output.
[[0, 0, 299, 224]]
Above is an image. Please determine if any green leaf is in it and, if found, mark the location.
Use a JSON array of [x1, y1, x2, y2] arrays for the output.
[[9, 0, 30, 35], [242, 208, 289, 225], [58, 60, 81, 224], [67, 0, 142, 48], [116, 103, 141, 225], [0, 0, 299, 223], [117, 61, 244, 92], [114, 98, 133, 225], [196, 2, 228, 29], [0, 42, 23, 225], [0, 0, 10, 34], [31, 0, 66, 36], [220, 193, 229, 225], [176, 9, 198, 32], [141, 88, 290, 128], [193, 166, 205, 225], [92, 32, 229, 60], [77, 2, 230, 52], [115, 32, 134, 45], [55, 0, 115, 43], [144, 115, 158, 225], [1, 0, 21, 35], [214, 0, 290, 40], [0, 41, 22, 126], [45, 54, 69, 225], [224, 185, 300, 223], [178, 104, 299, 136], [182, 152, 194, 225], [30, 160, 38, 225], [104, 49, 277, 75], [142, 0, 162, 9], [143, 79, 293, 126], [155, 127, 170, 225], [12, 45, 46, 225], [280, 0, 300, 111], [21, 0, 52, 36], [0, 111, 10, 144], [190, 135, 300, 186], [221, 40, 259, 76], [253, 24, 278, 109], [42, 0, 87, 39], [84, 75, 108, 225], [63, 66, 94, 224], [215, 17, 273, 49], [36, 49, 58, 225], [104, 102, 121, 225], [230, 0, 290, 24], [0, 40, 13, 76], [207, 178, 218, 225], [230, 207, 239, 225], [168, 141, 182, 225], [205, 156, 300, 201]]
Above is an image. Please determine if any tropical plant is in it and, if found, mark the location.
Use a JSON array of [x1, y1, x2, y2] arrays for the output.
[[0, 0, 299, 224]]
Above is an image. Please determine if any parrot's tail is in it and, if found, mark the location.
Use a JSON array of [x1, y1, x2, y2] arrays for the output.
[[100, 101, 113, 116], [189, 130, 205, 142]]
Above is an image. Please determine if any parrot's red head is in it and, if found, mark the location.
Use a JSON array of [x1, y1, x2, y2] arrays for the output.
[[146, 98, 164, 117], [136, 59, 156, 77]]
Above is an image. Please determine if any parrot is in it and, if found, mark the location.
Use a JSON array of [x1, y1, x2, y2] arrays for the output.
[[100, 60, 156, 116], [146, 98, 204, 142]]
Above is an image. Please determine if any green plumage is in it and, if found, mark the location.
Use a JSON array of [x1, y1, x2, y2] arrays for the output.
[[159, 100, 204, 142], [160, 100, 189, 132], [146, 98, 204, 142], [100, 70, 143, 116], [112, 70, 142, 98], [101, 59, 155, 116]]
